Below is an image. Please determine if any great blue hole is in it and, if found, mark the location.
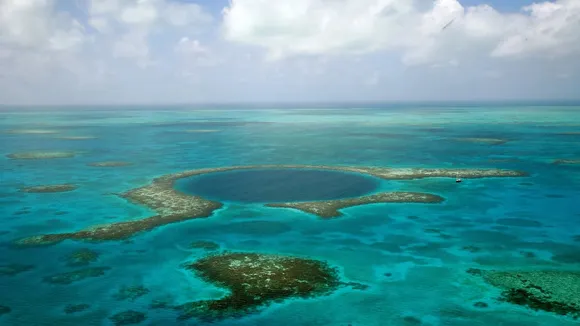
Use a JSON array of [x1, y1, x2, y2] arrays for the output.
[[174, 168, 381, 203]]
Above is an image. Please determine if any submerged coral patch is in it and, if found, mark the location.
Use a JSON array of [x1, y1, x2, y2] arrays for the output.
[[6, 151, 76, 160], [467, 268, 580, 319], [176, 252, 352, 321], [58, 136, 97, 140], [453, 137, 509, 145], [19, 184, 77, 193], [0, 264, 34, 276], [88, 161, 133, 167], [0, 305, 10, 316], [64, 303, 90, 314], [109, 310, 146, 326], [184, 129, 221, 133], [62, 248, 99, 267], [553, 159, 580, 165], [113, 285, 150, 302], [43, 267, 111, 285], [3, 129, 58, 134], [189, 240, 220, 251], [15, 164, 527, 246]]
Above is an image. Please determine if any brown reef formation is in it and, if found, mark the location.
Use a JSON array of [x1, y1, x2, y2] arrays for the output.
[[19, 184, 78, 193], [14, 165, 527, 246], [3, 129, 58, 135], [267, 192, 444, 218], [453, 137, 508, 145], [176, 252, 359, 321], [43, 267, 110, 285], [0, 264, 34, 276], [58, 136, 97, 140], [553, 159, 580, 165], [88, 161, 133, 167], [467, 268, 580, 319], [0, 305, 10, 317], [62, 248, 99, 267], [6, 151, 76, 160], [109, 310, 146, 326]]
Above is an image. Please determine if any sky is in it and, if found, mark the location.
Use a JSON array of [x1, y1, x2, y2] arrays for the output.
[[0, 0, 579, 105]]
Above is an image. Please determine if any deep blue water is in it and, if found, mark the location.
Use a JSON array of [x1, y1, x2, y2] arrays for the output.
[[175, 169, 381, 203], [0, 104, 580, 326]]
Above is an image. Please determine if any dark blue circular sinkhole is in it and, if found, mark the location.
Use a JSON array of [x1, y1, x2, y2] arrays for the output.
[[175, 168, 381, 203]]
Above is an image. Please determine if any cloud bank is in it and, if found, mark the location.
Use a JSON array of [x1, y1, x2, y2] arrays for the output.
[[0, 0, 579, 104]]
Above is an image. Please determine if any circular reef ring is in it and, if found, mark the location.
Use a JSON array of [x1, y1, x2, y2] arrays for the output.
[[15, 164, 528, 246]]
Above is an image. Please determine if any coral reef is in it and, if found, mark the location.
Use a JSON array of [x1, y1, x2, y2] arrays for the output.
[[267, 192, 444, 218], [149, 298, 173, 309], [19, 184, 77, 193], [175, 252, 353, 321], [113, 285, 150, 301], [3, 129, 58, 134], [64, 303, 90, 314], [473, 301, 489, 308], [0, 305, 10, 316], [58, 136, 97, 140], [461, 245, 482, 253], [553, 159, 580, 165], [43, 267, 110, 285], [453, 137, 508, 145], [0, 264, 34, 276], [189, 240, 220, 251], [15, 164, 526, 245], [6, 151, 76, 159], [62, 248, 99, 267], [109, 310, 146, 326], [185, 129, 221, 133], [467, 268, 580, 319], [88, 161, 133, 167]]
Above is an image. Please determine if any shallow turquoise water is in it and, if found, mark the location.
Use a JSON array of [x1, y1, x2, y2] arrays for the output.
[[1, 104, 580, 326]]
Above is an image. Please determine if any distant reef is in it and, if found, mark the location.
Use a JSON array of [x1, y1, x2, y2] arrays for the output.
[[58, 136, 97, 140], [6, 151, 76, 160], [19, 184, 78, 193], [3, 129, 58, 135], [453, 137, 509, 145], [553, 159, 580, 165], [88, 161, 133, 167], [14, 164, 528, 246]]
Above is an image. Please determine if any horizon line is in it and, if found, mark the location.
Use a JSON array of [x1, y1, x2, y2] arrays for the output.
[[1, 99, 580, 109]]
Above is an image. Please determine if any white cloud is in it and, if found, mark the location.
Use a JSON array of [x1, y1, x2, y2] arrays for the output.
[[0, 0, 85, 51], [222, 0, 580, 65], [365, 71, 380, 86], [175, 36, 218, 67], [492, 0, 580, 58], [86, 0, 213, 63], [0, 0, 578, 105]]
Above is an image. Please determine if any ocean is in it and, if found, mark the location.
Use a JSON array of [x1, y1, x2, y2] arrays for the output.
[[1, 103, 579, 326]]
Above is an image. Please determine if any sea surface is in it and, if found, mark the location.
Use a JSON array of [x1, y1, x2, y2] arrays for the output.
[[1, 103, 580, 326]]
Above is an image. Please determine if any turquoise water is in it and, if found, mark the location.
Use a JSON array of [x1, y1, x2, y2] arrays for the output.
[[1, 104, 580, 325]]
